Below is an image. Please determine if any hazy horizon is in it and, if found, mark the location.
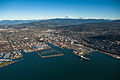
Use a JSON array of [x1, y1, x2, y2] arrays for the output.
[[0, 16, 120, 21], [0, 0, 120, 20]]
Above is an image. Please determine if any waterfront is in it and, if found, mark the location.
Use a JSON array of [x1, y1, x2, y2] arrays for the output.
[[0, 44, 120, 80]]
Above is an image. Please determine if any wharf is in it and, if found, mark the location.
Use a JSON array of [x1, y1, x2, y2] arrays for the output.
[[75, 54, 90, 61], [34, 49, 64, 58], [96, 50, 120, 60]]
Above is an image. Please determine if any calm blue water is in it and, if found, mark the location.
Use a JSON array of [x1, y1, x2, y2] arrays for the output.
[[0, 44, 120, 80]]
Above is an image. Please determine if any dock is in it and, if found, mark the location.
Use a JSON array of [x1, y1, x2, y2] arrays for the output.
[[96, 50, 120, 60], [73, 51, 90, 61], [34, 49, 64, 58]]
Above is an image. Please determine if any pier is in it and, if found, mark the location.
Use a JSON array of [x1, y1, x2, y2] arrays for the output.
[[73, 50, 90, 61], [34, 48, 64, 58], [96, 50, 120, 60], [74, 53, 90, 61]]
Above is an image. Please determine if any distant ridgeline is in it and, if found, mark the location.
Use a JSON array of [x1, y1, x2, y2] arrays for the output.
[[0, 20, 41, 25], [0, 18, 111, 26]]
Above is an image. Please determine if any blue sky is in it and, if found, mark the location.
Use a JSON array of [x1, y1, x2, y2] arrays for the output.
[[0, 0, 120, 20]]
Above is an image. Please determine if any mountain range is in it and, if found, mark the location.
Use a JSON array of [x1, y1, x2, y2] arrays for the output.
[[0, 18, 111, 25]]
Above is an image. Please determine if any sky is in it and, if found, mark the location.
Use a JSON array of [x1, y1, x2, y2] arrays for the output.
[[0, 0, 120, 20]]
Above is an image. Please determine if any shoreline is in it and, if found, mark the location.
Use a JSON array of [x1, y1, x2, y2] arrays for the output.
[[0, 58, 24, 68], [95, 50, 120, 60]]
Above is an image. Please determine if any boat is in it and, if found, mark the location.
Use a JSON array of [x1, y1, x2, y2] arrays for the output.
[[80, 55, 90, 61]]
